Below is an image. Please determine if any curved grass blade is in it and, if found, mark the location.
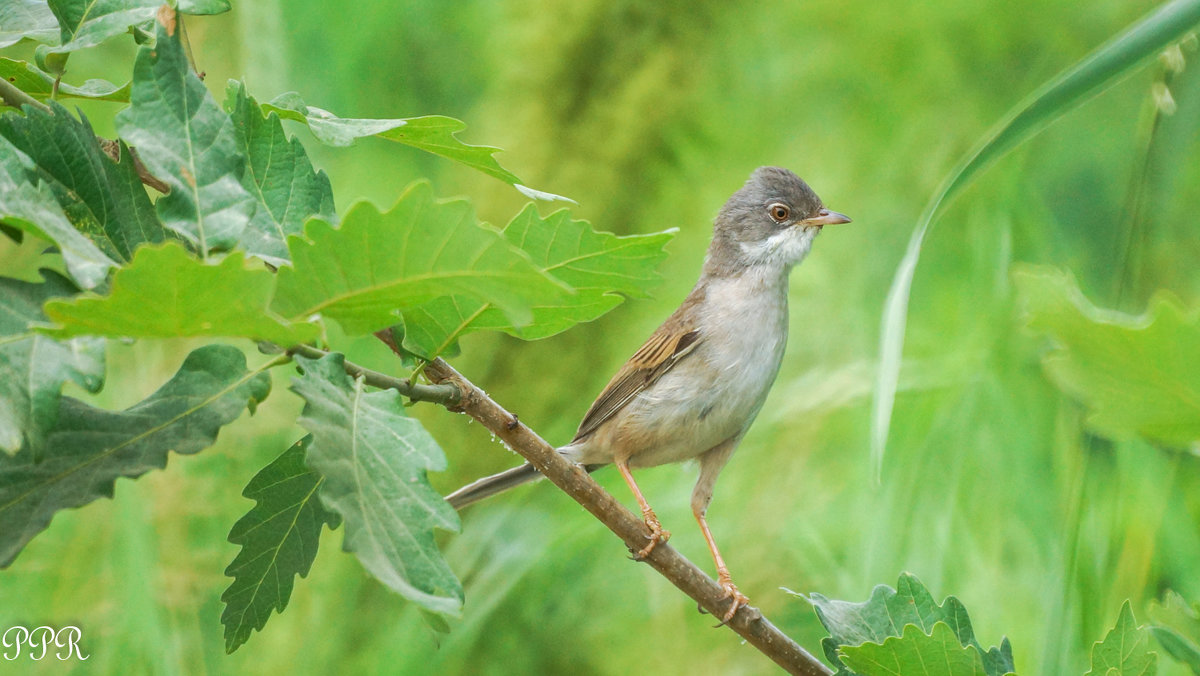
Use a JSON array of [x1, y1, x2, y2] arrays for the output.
[[870, 0, 1200, 480]]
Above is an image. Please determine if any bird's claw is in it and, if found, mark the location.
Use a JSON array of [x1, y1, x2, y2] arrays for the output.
[[714, 575, 749, 626], [505, 413, 520, 431], [630, 516, 669, 561]]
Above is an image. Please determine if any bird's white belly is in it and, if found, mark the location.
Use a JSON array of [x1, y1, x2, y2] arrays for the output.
[[622, 279, 789, 467]]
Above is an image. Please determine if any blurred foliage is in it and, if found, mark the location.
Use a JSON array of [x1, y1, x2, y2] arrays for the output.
[[2, 0, 1200, 674], [810, 573, 1014, 675]]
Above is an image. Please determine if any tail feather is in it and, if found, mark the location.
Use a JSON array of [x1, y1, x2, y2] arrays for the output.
[[446, 463, 542, 509], [446, 461, 606, 510]]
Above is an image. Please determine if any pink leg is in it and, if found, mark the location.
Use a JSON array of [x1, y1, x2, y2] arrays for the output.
[[615, 459, 670, 559]]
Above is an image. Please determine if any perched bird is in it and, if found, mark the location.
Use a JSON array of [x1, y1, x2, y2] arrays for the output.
[[448, 166, 850, 620]]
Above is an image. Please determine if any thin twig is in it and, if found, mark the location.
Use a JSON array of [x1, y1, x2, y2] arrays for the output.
[[0, 78, 50, 113], [383, 339, 830, 675], [286, 343, 460, 406], [97, 139, 171, 194]]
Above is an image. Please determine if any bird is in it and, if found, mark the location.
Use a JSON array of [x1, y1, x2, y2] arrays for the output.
[[447, 166, 850, 621]]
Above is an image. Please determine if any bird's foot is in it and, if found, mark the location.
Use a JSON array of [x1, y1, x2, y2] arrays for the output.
[[715, 572, 749, 625], [631, 512, 670, 561]]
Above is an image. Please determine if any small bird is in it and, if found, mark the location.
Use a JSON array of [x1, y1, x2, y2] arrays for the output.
[[448, 167, 849, 620]]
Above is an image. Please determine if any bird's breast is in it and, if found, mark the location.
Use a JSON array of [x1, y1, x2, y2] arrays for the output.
[[696, 274, 790, 414], [618, 272, 791, 468]]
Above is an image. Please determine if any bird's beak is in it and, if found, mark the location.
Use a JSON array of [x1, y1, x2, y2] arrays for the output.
[[802, 209, 852, 227]]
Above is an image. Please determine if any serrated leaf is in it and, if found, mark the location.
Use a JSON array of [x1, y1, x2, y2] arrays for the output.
[[0, 344, 272, 567], [272, 182, 569, 335], [808, 573, 1015, 676], [1014, 265, 1200, 448], [0, 103, 163, 262], [1086, 601, 1157, 676], [872, 0, 1200, 478], [224, 81, 336, 267], [0, 58, 130, 102], [840, 623, 991, 676], [1149, 592, 1200, 674], [400, 204, 674, 357], [0, 134, 115, 288], [221, 435, 341, 654], [0, 1, 60, 48], [41, 241, 319, 345], [0, 271, 104, 456], [262, 92, 569, 202], [45, 0, 159, 53], [115, 9, 254, 256], [291, 352, 462, 618]]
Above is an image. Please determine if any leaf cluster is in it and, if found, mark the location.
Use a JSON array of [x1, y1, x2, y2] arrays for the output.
[[808, 575, 1167, 675], [0, 0, 672, 654]]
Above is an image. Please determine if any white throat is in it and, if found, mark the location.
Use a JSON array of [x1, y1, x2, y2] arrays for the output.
[[737, 225, 819, 270]]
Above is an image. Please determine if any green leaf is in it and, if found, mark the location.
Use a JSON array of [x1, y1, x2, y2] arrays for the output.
[[840, 623, 991, 676], [1086, 601, 1157, 676], [0, 271, 104, 456], [1013, 265, 1200, 448], [0, 58, 130, 102], [1149, 591, 1200, 674], [871, 0, 1200, 478], [177, 0, 231, 15], [272, 182, 569, 335], [400, 204, 674, 358], [0, 1, 60, 48], [42, 241, 319, 345], [0, 103, 163, 262], [291, 352, 462, 618], [33, 44, 68, 77], [262, 92, 569, 202], [221, 435, 341, 654], [0, 344, 272, 567], [0, 134, 115, 289], [808, 573, 1015, 676], [224, 81, 336, 267], [115, 9, 254, 256], [45, 0, 160, 53]]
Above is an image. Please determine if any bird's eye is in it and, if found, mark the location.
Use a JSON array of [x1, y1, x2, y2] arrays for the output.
[[768, 203, 790, 223]]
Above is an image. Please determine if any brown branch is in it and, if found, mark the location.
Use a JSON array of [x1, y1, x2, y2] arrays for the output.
[[388, 342, 831, 675], [97, 139, 171, 194]]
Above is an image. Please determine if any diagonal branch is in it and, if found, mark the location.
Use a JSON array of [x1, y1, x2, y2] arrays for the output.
[[375, 331, 831, 676]]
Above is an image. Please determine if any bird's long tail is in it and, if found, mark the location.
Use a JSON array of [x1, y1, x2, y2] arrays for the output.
[[446, 459, 603, 510], [446, 463, 543, 509]]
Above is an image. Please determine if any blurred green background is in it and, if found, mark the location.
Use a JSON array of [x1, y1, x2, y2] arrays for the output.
[[2, 0, 1199, 673]]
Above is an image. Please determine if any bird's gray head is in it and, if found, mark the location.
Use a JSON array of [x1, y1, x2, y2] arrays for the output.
[[704, 166, 850, 277]]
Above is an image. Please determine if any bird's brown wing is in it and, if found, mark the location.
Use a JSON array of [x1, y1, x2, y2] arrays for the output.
[[571, 323, 702, 443]]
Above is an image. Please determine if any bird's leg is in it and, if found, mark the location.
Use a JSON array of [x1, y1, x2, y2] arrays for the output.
[[615, 459, 669, 559], [694, 507, 748, 623], [691, 438, 746, 623]]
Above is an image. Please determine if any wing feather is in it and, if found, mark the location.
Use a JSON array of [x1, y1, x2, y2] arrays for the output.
[[571, 324, 702, 442]]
